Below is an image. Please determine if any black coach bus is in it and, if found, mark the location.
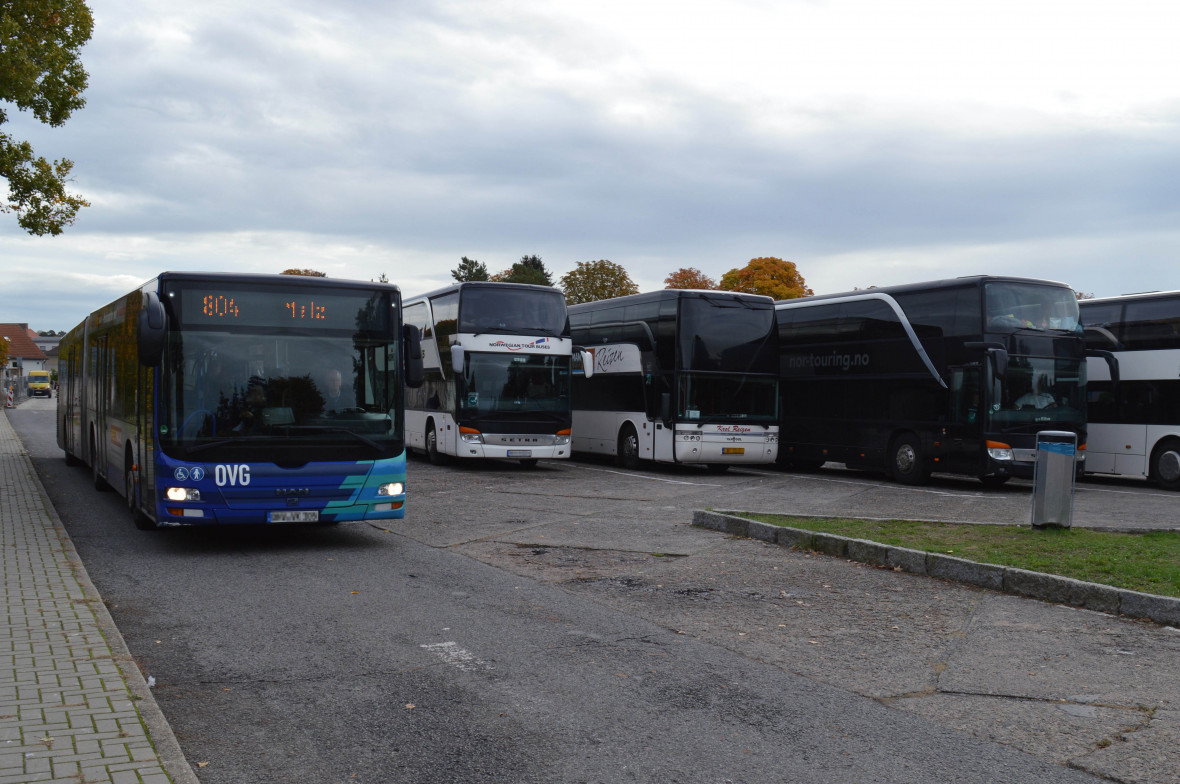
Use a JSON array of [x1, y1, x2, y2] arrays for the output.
[[775, 275, 1101, 485]]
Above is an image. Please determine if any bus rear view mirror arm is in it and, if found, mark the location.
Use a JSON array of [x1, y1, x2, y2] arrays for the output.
[[1086, 349, 1119, 386], [965, 341, 1008, 380], [404, 324, 425, 388]]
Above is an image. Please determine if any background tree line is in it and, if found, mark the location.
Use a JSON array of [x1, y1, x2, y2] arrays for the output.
[[451, 255, 813, 305]]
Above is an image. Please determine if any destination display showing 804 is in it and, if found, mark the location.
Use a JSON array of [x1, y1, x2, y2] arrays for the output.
[[173, 284, 391, 332]]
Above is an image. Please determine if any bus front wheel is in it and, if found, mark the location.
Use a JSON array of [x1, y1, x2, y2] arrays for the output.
[[1151, 439, 1180, 490], [616, 424, 640, 470], [126, 453, 156, 530], [889, 433, 929, 485], [426, 421, 449, 466]]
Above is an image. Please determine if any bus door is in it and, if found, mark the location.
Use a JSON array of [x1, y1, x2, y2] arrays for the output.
[[63, 344, 80, 456], [92, 334, 110, 475], [944, 365, 985, 475]]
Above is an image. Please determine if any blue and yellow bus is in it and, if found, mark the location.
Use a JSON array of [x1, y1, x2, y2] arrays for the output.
[[57, 272, 424, 529]]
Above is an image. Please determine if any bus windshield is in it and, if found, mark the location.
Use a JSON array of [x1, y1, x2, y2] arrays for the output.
[[678, 295, 777, 373], [678, 372, 778, 424], [160, 330, 403, 460], [988, 355, 1086, 432], [457, 353, 570, 419], [459, 286, 568, 336], [985, 282, 1082, 334]]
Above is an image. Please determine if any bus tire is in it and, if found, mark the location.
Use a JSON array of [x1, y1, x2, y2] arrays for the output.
[[90, 433, 109, 492], [126, 453, 156, 530], [426, 420, 448, 466], [519, 459, 539, 468], [705, 464, 730, 474], [616, 424, 640, 470], [1150, 438, 1180, 490], [888, 433, 929, 485]]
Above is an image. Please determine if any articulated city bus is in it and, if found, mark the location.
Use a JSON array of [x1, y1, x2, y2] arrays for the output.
[[403, 282, 587, 465], [57, 272, 424, 528], [775, 276, 1103, 485], [569, 289, 779, 470], [1081, 290, 1180, 488]]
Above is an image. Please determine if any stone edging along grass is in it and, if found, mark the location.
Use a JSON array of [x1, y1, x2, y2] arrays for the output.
[[692, 510, 1180, 629]]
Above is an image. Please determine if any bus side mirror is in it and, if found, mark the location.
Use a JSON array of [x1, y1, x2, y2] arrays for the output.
[[137, 291, 166, 367], [403, 324, 424, 388], [450, 344, 465, 375], [577, 348, 594, 379], [988, 347, 1008, 380]]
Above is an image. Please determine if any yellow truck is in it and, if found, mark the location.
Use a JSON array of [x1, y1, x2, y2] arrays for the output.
[[27, 370, 52, 398]]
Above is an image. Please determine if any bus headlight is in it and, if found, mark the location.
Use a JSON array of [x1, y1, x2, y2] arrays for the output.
[[554, 429, 571, 446], [165, 487, 201, 502], [986, 440, 1014, 461], [459, 426, 483, 444], [377, 482, 405, 497]]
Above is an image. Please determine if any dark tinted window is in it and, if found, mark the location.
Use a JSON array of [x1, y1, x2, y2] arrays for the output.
[[458, 286, 567, 336], [1079, 301, 1123, 350], [1120, 298, 1180, 350], [894, 286, 978, 337]]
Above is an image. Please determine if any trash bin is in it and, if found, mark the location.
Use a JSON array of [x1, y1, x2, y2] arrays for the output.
[[1031, 430, 1077, 528]]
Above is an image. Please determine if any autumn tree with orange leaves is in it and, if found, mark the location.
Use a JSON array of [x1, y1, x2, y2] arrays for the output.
[[664, 267, 717, 290], [719, 257, 812, 300]]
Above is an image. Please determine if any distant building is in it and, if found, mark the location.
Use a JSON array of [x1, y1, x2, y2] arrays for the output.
[[1, 324, 49, 390]]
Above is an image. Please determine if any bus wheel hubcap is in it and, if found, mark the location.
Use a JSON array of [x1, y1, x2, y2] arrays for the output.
[[1158, 450, 1180, 483], [896, 445, 916, 474]]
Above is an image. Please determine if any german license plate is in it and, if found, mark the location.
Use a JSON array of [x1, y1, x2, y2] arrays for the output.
[[722, 447, 745, 455], [507, 450, 533, 458], [268, 510, 320, 523]]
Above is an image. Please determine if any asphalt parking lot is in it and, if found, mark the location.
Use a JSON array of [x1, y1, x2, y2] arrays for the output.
[[395, 454, 1180, 784]]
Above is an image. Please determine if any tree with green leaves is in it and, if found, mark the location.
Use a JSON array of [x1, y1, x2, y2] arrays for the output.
[[281, 268, 327, 277], [491, 254, 554, 286], [560, 260, 639, 305], [451, 256, 489, 282], [1, 0, 94, 235], [719, 257, 813, 300], [664, 267, 717, 290]]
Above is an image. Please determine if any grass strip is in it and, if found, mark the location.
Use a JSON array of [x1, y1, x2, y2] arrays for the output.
[[739, 514, 1180, 599]]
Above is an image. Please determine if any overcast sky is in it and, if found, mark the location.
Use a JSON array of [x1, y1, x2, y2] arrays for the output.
[[4, 0, 1180, 330]]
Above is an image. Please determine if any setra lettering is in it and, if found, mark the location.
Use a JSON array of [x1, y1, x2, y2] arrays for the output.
[[214, 464, 251, 487]]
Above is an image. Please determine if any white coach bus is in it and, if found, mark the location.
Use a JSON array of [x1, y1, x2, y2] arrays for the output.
[[1081, 291, 1180, 488], [403, 282, 589, 466]]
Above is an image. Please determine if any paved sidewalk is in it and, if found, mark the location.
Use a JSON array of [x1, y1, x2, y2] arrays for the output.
[[0, 409, 195, 784]]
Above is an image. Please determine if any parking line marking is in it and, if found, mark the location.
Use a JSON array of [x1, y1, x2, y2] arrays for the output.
[[570, 464, 724, 487]]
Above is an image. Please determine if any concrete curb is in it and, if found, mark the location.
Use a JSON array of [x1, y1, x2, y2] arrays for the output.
[[693, 509, 1180, 628]]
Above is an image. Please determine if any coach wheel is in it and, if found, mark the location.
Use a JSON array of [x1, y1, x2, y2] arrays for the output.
[[90, 434, 109, 492], [616, 424, 640, 470], [889, 433, 929, 485], [1151, 439, 1180, 490], [426, 421, 448, 466], [125, 453, 156, 530], [705, 464, 730, 474], [519, 459, 539, 469]]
